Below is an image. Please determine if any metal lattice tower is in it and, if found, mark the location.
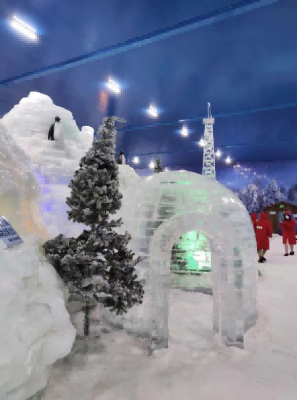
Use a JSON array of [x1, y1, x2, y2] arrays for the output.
[[202, 103, 216, 180]]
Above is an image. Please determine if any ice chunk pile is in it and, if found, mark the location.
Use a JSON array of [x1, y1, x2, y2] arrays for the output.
[[0, 122, 76, 400], [0, 238, 76, 400], [103, 170, 258, 351]]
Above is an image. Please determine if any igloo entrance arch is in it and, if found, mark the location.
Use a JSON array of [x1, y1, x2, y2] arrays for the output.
[[117, 171, 258, 351]]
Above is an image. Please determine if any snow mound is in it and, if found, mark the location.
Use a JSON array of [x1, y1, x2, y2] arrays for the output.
[[0, 238, 76, 400], [118, 164, 140, 192]]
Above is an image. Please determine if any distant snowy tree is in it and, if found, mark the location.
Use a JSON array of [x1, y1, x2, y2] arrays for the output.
[[279, 184, 287, 198], [244, 183, 260, 213], [257, 188, 266, 212], [287, 183, 297, 202], [154, 155, 163, 173], [237, 183, 264, 213], [43, 117, 144, 337], [263, 180, 284, 207]]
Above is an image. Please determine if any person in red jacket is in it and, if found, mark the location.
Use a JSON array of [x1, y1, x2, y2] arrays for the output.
[[250, 213, 258, 233], [255, 212, 273, 263], [280, 212, 296, 256]]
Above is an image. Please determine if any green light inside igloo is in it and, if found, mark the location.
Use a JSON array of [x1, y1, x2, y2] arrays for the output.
[[171, 231, 211, 272]]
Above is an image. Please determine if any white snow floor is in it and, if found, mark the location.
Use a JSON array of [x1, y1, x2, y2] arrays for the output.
[[42, 235, 297, 400]]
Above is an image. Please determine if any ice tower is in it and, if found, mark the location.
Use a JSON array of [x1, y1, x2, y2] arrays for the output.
[[202, 103, 216, 180]]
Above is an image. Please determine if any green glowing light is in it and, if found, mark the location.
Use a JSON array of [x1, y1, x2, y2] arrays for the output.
[[171, 231, 211, 272]]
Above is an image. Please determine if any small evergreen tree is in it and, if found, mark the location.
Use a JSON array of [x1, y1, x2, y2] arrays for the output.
[[43, 116, 144, 337], [263, 180, 284, 207], [154, 155, 163, 173]]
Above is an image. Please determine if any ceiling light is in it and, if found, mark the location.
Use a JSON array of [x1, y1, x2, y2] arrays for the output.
[[215, 149, 221, 158], [106, 78, 121, 94], [149, 161, 155, 169], [225, 156, 232, 164], [181, 126, 188, 137], [10, 16, 38, 41], [133, 156, 139, 164], [199, 139, 205, 147], [148, 105, 158, 118]]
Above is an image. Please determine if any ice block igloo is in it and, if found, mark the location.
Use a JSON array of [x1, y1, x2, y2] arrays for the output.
[[118, 170, 258, 350]]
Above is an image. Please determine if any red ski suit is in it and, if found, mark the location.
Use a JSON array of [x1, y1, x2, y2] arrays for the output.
[[255, 212, 273, 251], [250, 213, 258, 233], [280, 212, 296, 245]]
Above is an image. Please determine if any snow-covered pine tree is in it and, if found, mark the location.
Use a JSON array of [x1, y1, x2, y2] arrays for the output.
[[43, 116, 144, 337], [154, 155, 163, 173], [244, 183, 260, 213], [263, 180, 284, 207]]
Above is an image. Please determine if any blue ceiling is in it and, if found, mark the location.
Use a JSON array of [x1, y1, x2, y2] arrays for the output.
[[0, 0, 296, 168]]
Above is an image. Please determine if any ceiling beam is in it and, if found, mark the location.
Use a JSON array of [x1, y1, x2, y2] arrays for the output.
[[0, 0, 278, 87]]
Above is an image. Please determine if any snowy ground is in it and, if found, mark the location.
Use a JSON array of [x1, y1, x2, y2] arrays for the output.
[[41, 235, 297, 400]]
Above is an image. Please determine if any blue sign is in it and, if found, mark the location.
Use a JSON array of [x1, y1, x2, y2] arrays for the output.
[[0, 216, 23, 248]]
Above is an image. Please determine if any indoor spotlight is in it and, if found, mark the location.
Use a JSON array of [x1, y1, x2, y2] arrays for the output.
[[199, 138, 205, 147], [181, 126, 188, 137], [10, 16, 38, 41], [106, 78, 121, 94], [149, 161, 155, 169], [133, 156, 139, 164], [225, 156, 232, 164], [148, 105, 158, 118], [215, 149, 221, 158]]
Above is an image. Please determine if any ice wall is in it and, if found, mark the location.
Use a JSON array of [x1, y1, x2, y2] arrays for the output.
[[0, 122, 76, 400]]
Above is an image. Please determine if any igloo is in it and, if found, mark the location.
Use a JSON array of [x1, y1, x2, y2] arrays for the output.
[[115, 170, 258, 350]]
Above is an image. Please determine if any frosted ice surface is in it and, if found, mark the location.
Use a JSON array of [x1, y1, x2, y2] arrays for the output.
[[0, 124, 75, 400], [108, 170, 258, 350]]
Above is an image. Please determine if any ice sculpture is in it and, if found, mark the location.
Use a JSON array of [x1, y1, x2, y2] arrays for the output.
[[111, 170, 258, 350], [0, 93, 140, 237], [1, 92, 94, 237], [0, 122, 76, 400]]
